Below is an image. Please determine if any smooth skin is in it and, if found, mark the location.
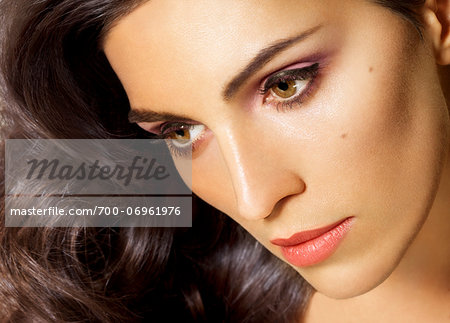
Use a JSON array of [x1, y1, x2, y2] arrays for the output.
[[104, 0, 450, 321]]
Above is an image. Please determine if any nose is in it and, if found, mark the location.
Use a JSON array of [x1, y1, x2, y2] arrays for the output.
[[215, 122, 306, 221]]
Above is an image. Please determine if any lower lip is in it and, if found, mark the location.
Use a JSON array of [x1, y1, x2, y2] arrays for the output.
[[279, 217, 354, 267]]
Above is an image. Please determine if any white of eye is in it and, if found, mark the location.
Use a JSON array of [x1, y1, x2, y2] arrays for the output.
[[171, 124, 206, 148]]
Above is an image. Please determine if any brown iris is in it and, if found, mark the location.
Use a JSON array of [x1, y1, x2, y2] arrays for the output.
[[168, 127, 190, 140], [271, 80, 297, 98]]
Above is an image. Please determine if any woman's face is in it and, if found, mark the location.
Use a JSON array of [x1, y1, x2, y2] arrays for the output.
[[104, 0, 449, 298]]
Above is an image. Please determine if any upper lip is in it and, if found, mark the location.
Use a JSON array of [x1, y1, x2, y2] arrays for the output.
[[270, 218, 348, 247]]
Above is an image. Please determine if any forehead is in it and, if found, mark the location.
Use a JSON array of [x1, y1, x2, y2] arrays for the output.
[[103, 0, 388, 116]]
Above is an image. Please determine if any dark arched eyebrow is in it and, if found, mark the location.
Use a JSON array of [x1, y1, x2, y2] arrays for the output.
[[128, 24, 322, 123], [128, 109, 194, 123], [222, 24, 322, 101]]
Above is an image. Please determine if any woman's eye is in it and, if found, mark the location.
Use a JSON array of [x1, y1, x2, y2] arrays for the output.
[[161, 123, 206, 156], [270, 79, 309, 99], [260, 63, 319, 109], [167, 127, 191, 141], [165, 124, 205, 147]]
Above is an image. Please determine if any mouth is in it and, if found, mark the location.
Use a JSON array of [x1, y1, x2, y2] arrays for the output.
[[270, 216, 355, 267]]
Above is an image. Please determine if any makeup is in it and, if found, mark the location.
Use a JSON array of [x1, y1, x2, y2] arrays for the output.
[[258, 62, 320, 110], [270, 217, 354, 267]]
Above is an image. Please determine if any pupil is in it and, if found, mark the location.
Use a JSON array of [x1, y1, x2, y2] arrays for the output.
[[278, 82, 289, 91], [175, 129, 185, 137]]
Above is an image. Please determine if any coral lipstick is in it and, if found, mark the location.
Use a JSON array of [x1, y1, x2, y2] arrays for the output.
[[270, 217, 354, 267]]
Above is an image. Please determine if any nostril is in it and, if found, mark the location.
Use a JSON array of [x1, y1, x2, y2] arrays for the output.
[[234, 177, 307, 221], [237, 201, 272, 220], [300, 182, 307, 194]]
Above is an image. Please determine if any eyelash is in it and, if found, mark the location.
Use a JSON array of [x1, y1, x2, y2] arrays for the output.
[[258, 63, 320, 111], [149, 63, 321, 157]]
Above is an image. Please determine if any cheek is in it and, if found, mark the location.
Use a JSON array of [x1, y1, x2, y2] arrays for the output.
[[307, 12, 447, 223], [299, 42, 447, 285], [285, 56, 448, 298], [323, 65, 439, 224]]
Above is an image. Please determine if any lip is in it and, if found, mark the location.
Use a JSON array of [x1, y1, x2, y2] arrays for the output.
[[270, 217, 355, 267]]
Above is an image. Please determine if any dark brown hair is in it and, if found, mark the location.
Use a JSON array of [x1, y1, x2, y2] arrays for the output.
[[0, 1, 426, 322]]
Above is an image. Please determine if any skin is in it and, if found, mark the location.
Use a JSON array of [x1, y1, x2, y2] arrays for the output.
[[104, 0, 450, 321]]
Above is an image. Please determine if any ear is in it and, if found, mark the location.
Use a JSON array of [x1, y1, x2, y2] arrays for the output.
[[421, 0, 450, 64]]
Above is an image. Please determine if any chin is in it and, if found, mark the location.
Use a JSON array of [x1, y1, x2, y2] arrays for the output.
[[292, 225, 425, 300], [303, 263, 395, 299]]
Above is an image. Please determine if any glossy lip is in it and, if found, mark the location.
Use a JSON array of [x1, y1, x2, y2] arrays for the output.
[[271, 217, 355, 267]]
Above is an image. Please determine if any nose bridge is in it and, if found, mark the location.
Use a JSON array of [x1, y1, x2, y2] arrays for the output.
[[215, 119, 305, 221]]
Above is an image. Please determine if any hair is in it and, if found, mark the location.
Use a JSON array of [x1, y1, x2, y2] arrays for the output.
[[0, 0, 427, 322]]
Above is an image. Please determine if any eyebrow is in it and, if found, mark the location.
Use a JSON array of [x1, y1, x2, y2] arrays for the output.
[[222, 24, 322, 101], [128, 24, 322, 123], [128, 109, 194, 123]]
